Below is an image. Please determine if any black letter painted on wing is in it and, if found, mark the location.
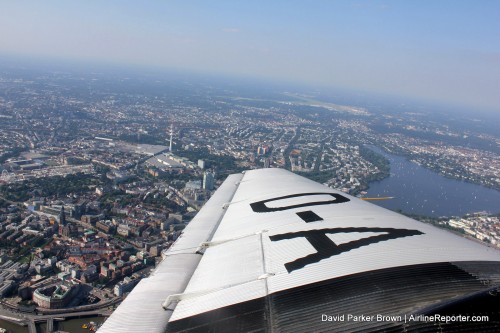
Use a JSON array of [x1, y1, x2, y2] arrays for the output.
[[270, 227, 424, 273], [250, 192, 350, 213]]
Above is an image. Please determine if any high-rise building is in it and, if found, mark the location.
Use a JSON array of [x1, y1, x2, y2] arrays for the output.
[[203, 172, 214, 191]]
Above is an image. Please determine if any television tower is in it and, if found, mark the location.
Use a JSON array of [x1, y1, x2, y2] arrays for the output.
[[169, 124, 173, 152]]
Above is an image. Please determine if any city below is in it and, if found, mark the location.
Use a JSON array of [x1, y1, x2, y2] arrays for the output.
[[0, 63, 499, 332]]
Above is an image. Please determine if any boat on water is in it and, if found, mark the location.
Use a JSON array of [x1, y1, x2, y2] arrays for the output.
[[82, 321, 100, 331]]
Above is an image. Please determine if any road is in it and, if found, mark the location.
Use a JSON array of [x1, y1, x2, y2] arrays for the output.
[[1, 304, 113, 333]]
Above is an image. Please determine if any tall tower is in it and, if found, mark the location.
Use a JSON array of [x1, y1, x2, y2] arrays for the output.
[[169, 124, 173, 152], [59, 206, 66, 226]]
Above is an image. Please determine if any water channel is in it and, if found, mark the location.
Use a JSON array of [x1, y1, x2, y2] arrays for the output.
[[0, 315, 106, 333], [366, 146, 500, 217]]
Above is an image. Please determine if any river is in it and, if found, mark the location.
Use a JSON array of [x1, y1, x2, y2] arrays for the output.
[[365, 146, 500, 217]]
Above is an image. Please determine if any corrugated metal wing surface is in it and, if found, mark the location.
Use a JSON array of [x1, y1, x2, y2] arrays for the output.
[[169, 169, 500, 322], [100, 168, 500, 332], [97, 174, 243, 333]]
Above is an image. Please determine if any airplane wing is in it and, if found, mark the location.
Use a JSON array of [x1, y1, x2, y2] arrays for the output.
[[98, 168, 500, 333]]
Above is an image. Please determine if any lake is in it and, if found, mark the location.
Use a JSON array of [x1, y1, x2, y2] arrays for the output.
[[365, 146, 500, 217]]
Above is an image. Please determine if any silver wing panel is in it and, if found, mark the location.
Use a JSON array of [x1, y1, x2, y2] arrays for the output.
[[99, 169, 500, 332], [171, 169, 500, 321]]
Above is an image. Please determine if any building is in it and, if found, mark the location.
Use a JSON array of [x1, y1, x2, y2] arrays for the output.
[[81, 271, 99, 283], [117, 224, 131, 237], [114, 274, 142, 297], [257, 146, 268, 155], [168, 213, 183, 224], [32, 282, 80, 309], [96, 220, 116, 234], [0, 280, 15, 297], [35, 262, 53, 275], [106, 170, 134, 184], [149, 245, 164, 257], [203, 172, 214, 191], [145, 153, 197, 173], [185, 180, 202, 190], [145, 154, 183, 173], [41, 203, 83, 219], [198, 159, 205, 169], [18, 282, 31, 300], [81, 214, 104, 225]]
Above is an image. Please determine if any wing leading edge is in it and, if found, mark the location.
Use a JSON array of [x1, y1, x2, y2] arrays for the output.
[[99, 169, 500, 333]]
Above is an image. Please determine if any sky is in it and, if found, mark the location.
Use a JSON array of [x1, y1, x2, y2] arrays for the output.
[[1, 0, 499, 112]]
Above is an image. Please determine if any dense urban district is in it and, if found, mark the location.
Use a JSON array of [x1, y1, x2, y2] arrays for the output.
[[0, 67, 498, 326]]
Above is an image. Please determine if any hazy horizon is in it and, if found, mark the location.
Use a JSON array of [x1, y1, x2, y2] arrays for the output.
[[1, 1, 499, 113]]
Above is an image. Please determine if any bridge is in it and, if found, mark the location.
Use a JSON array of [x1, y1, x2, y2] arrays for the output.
[[1, 308, 113, 333]]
